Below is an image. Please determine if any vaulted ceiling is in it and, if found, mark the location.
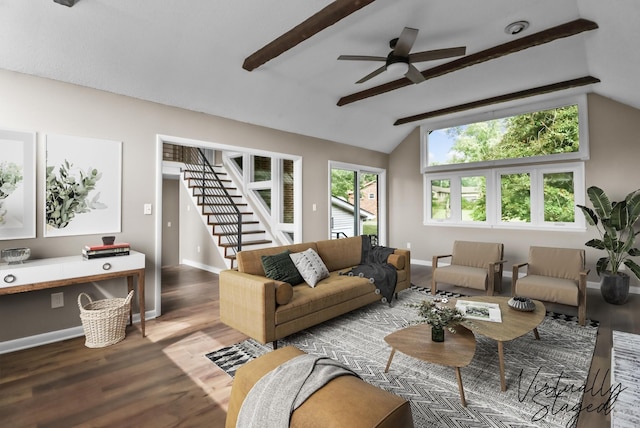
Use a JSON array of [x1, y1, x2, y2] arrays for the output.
[[1, 1, 638, 153]]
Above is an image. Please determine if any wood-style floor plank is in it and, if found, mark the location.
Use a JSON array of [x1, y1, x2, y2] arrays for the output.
[[0, 264, 637, 427]]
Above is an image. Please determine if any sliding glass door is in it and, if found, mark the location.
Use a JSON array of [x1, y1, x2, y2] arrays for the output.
[[329, 162, 385, 243]]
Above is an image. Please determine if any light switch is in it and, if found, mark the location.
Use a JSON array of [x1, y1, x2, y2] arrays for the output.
[[144, 203, 152, 215]]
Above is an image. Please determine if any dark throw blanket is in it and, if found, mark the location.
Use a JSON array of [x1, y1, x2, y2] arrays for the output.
[[236, 353, 360, 428], [341, 236, 397, 305]]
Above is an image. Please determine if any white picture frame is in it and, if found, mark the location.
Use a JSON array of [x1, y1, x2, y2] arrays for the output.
[[0, 129, 36, 240], [44, 134, 122, 237]]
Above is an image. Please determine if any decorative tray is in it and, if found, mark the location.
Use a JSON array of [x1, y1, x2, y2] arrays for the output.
[[508, 296, 536, 312]]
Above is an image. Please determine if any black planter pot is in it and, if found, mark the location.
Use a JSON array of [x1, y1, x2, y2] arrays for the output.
[[600, 271, 630, 305]]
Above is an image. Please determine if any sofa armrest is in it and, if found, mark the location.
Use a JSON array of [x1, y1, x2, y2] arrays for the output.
[[219, 270, 277, 344]]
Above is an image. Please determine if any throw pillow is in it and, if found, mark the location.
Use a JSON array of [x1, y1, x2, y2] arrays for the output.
[[261, 250, 304, 286], [290, 248, 330, 287]]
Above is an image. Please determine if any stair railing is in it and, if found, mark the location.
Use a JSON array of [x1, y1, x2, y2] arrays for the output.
[[183, 147, 242, 255]]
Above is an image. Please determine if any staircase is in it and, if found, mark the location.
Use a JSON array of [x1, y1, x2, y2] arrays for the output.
[[181, 148, 272, 268]]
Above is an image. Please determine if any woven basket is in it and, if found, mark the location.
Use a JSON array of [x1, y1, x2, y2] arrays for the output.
[[78, 290, 134, 348]]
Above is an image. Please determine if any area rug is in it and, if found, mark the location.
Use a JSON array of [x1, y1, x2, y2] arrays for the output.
[[207, 287, 599, 428]]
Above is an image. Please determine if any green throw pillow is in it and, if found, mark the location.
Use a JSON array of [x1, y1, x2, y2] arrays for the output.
[[261, 250, 304, 286]]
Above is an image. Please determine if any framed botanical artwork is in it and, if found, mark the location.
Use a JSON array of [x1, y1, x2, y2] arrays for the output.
[[44, 134, 122, 237], [0, 129, 36, 240]]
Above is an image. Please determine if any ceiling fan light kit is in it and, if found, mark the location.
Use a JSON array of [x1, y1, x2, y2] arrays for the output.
[[386, 58, 409, 77]]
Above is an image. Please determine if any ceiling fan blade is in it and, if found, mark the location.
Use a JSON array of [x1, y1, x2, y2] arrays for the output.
[[393, 27, 418, 57], [338, 55, 386, 62], [338, 18, 599, 106], [410, 46, 467, 63], [356, 65, 386, 84], [243, 0, 377, 71], [405, 64, 425, 84]]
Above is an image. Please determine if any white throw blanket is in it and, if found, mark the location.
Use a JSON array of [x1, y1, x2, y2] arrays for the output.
[[236, 353, 360, 428]]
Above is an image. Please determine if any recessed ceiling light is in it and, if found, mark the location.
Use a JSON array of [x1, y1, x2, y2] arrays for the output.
[[505, 21, 530, 35]]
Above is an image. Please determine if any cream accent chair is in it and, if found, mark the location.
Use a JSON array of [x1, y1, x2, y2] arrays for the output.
[[512, 246, 589, 326], [431, 241, 506, 296]]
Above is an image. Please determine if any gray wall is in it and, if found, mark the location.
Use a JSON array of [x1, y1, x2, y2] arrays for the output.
[[0, 69, 388, 343], [388, 93, 640, 289], [161, 178, 180, 267]]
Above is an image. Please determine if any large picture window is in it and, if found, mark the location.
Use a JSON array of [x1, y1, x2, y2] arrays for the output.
[[422, 96, 588, 230], [422, 95, 589, 173]]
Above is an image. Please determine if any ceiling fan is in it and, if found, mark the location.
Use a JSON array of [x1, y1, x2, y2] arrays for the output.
[[338, 27, 466, 84]]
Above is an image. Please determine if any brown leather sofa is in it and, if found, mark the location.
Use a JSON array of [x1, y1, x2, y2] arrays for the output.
[[226, 346, 414, 428], [220, 236, 410, 347]]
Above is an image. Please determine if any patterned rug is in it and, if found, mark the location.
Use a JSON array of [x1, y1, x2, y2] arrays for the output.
[[207, 287, 599, 428]]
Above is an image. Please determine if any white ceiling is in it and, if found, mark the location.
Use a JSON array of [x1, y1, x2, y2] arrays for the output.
[[1, 0, 638, 153]]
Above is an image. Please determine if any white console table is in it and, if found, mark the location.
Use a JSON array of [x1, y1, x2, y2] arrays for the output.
[[0, 251, 146, 337]]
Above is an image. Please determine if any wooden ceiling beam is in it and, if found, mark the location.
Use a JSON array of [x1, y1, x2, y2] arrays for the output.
[[393, 76, 600, 126], [338, 18, 598, 106], [243, 0, 376, 71]]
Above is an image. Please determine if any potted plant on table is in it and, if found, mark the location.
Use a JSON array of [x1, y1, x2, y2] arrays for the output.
[[577, 186, 640, 304], [408, 300, 465, 342]]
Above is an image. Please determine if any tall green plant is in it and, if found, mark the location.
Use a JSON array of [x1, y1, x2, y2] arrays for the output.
[[577, 186, 640, 280]]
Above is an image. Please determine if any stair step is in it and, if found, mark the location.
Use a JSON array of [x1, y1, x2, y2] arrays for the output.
[[199, 202, 248, 207], [184, 170, 228, 178], [214, 230, 264, 237], [219, 239, 272, 248], [210, 220, 259, 226]]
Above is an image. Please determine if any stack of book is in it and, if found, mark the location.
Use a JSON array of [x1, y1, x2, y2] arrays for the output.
[[82, 243, 130, 259]]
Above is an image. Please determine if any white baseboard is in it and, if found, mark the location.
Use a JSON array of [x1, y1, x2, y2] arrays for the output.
[[409, 258, 640, 294], [0, 311, 156, 355], [181, 258, 224, 274]]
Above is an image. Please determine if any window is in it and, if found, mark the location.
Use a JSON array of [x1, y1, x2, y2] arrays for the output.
[[422, 96, 588, 173], [425, 163, 584, 229], [422, 96, 587, 230]]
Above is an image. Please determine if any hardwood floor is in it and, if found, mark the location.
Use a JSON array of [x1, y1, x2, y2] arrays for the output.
[[1, 264, 637, 427]]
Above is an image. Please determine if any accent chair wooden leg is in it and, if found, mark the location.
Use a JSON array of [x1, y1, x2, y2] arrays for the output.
[[272, 341, 278, 350], [578, 306, 586, 326]]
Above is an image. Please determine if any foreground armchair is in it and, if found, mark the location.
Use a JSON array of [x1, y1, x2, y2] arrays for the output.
[[512, 246, 589, 326], [431, 241, 505, 296]]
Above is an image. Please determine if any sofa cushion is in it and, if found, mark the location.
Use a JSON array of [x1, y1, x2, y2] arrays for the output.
[[515, 275, 578, 306], [451, 241, 502, 269], [434, 265, 487, 290], [290, 248, 330, 287], [387, 254, 405, 270], [275, 272, 374, 325], [316, 236, 363, 272], [237, 242, 319, 276], [527, 246, 585, 281], [261, 250, 304, 286], [274, 281, 294, 306]]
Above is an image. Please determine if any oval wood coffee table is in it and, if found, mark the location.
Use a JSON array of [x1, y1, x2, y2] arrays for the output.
[[456, 296, 545, 391], [384, 324, 476, 406]]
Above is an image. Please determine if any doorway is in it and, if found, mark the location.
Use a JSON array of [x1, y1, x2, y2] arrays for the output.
[[329, 161, 386, 244]]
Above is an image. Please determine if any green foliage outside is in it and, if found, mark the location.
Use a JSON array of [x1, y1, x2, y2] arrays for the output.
[[331, 170, 377, 200], [442, 105, 578, 222]]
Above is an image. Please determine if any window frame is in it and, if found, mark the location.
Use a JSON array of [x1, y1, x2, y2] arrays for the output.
[[424, 162, 585, 230], [420, 95, 589, 174]]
